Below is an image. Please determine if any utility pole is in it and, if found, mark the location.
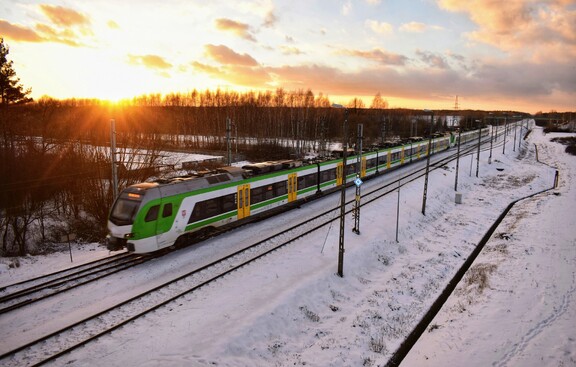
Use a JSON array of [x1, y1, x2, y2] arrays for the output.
[[352, 124, 363, 235], [513, 118, 517, 152], [332, 104, 348, 277], [422, 110, 433, 216], [476, 119, 481, 177], [454, 128, 462, 191], [226, 117, 232, 165], [395, 179, 401, 242], [502, 116, 508, 154], [488, 114, 494, 164], [110, 119, 118, 201]]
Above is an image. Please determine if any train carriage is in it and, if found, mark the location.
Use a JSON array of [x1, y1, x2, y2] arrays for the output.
[[107, 128, 489, 253]]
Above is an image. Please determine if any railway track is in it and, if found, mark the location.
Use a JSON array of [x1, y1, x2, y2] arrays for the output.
[[0, 252, 156, 315], [0, 199, 351, 366], [0, 127, 519, 366]]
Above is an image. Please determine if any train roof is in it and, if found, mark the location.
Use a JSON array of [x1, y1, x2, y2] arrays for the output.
[[122, 167, 245, 198], [241, 160, 303, 175]]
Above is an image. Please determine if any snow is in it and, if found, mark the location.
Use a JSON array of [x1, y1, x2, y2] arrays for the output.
[[1, 124, 574, 367]]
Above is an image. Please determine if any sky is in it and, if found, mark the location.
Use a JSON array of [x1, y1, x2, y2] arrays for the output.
[[1, 0, 575, 113]]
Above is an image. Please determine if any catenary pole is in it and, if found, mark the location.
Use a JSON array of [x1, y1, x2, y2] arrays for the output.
[[110, 119, 118, 201]]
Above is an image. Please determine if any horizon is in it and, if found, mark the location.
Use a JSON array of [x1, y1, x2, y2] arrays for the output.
[[1, 0, 575, 114]]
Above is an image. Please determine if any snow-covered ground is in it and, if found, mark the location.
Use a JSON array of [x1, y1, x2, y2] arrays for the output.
[[1, 124, 574, 367]]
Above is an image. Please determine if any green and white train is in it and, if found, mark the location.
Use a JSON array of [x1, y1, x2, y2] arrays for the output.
[[106, 129, 487, 253]]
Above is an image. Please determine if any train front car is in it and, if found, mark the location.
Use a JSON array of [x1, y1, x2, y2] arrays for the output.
[[106, 182, 159, 253]]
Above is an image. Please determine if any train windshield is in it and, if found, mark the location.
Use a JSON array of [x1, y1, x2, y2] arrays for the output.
[[109, 192, 142, 226]]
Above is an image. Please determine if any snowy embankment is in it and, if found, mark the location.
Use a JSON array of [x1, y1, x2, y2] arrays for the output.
[[404, 129, 575, 367], [1, 124, 573, 367]]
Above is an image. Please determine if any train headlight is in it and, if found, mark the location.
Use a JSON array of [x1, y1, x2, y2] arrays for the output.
[[124, 232, 135, 239]]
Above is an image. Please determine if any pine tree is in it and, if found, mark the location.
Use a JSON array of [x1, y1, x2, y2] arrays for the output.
[[0, 38, 32, 105]]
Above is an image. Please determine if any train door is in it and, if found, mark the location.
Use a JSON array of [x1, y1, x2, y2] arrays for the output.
[[400, 147, 405, 164], [156, 201, 176, 248], [287, 173, 297, 202], [361, 157, 367, 178], [336, 162, 344, 186], [387, 151, 391, 169], [237, 184, 250, 219]]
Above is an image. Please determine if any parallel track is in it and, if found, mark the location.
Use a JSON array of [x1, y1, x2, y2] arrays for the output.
[[0, 252, 158, 314]]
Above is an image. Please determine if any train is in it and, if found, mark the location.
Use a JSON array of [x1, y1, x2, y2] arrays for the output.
[[106, 129, 488, 253]]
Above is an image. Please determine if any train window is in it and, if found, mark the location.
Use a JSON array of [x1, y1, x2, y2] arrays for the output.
[[162, 203, 173, 218], [346, 164, 356, 175], [321, 168, 336, 183], [378, 155, 387, 165], [145, 205, 160, 222], [109, 194, 141, 226], [366, 158, 376, 169], [204, 200, 219, 217], [250, 186, 265, 204], [263, 185, 275, 200], [298, 174, 317, 189], [307, 174, 317, 187], [222, 193, 236, 212], [297, 176, 305, 189], [274, 181, 287, 196]]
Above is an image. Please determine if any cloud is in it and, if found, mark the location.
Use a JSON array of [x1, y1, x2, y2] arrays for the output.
[[437, 0, 576, 61], [34, 23, 82, 46], [399, 21, 443, 33], [192, 44, 272, 87], [39, 5, 91, 28], [227, 65, 273, 86], [190, 61, 221, 75], [400, 22, 427, 33], [266, 64, 456, 99], [2, 4, 96, 46], [263, 10, 277, 28], [280, 45, 303, 55], [263, 55, 575, 108], [214, 18, 256, 42], [0, 20, 43, 42], [0, 4, 94, 46], [471, 60, 576, 97], [416, 50, 450, 69], [365, 19, 393, 35], [128, 54, 173, 77], [204, 44, 258, 66], [190, 61, 272, 87], [338, 47, 408, 66]]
